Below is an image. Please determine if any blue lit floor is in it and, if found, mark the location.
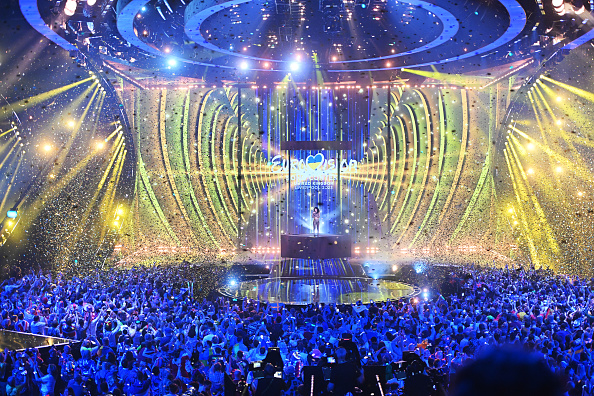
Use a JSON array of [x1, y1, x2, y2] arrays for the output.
[[220, 258, 417, 305]]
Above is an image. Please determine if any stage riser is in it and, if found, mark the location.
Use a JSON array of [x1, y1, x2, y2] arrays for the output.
[[280, 234, 352, 259]]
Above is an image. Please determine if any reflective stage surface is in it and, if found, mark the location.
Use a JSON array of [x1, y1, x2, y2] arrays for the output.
[[222, 276, 417, 305], [221, 258, 417, 305]]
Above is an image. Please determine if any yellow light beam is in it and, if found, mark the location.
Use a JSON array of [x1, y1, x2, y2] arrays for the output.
[[0, 138, 20, 170], [21, 149, 101, 228], [511, 127, 594, 186], [47, 84, 100, 179], [0, 77, 94, 119], [508, 136, 560, 258], [526, 91, 551, 149], [98, 147, 127, 241], [90, 91, 106, 139], [105, 126, 123, 142], [59, 137, 125, 261], [401, 67, 486, 86], [0, 153, 24, 217], [104, 149, 127, 218], [541, 75, 594, 103], [0, 127, 17, 138], [503, 148, 540, 268]]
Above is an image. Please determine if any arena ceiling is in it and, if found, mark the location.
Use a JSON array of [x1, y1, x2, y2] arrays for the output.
[[22, 0, 594, 83]]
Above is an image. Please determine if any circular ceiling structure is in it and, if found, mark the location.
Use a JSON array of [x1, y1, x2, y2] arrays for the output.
[[115, 0, 527, 73]]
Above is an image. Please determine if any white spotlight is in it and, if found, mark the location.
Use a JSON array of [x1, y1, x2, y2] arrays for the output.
[[64, 0, 77, 15]]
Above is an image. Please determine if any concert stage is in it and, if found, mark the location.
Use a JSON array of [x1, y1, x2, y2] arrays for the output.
[[221, 274, 415, 305], [221, 233, 417, 305]]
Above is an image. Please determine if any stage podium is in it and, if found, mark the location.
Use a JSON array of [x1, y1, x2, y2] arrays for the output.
[[280, 234, 351, 259]]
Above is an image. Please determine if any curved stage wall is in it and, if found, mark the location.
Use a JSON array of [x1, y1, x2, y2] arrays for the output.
[[114, 44, 594, 276], [117, 83, 511, 264]]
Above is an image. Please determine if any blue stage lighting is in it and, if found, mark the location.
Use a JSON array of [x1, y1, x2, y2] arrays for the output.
[[239, 61, 249, 70], [361, 3, 366, 8], [6, 209, 17, 219], [229, 279, 237, 287], [289, 62, 300, 72], [167, 58, 177, 67]]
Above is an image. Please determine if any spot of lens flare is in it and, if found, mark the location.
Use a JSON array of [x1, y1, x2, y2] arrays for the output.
[[556, 96, 562, 102], [43, 144, 52, 152], [508, 208, 514, 214], [556, 166, 563, 173], [96, 141, 105, 150], [527, 168, 534, 175], [527, 143, 535, 150], [556, 119, 562, 125], [67, 120, 75, 128]]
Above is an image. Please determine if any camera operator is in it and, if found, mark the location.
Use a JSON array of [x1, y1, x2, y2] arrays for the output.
[[338, 334, 361, 366], [403, 360, 432, 396], [251, 363, 287, 396], [327, 347, 364, 396]]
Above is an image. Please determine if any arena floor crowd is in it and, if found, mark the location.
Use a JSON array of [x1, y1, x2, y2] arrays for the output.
[[0, 263, 586, 396]]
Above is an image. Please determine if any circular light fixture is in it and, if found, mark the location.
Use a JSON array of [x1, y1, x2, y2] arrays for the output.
[[64, 0, 77, 15], [289, 62, 300, 72]]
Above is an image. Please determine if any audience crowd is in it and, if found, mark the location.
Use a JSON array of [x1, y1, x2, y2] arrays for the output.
[[0, 263, 586, 396]]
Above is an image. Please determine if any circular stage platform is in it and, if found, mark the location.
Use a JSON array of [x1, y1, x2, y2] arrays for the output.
[[220, 276, 417, 305]]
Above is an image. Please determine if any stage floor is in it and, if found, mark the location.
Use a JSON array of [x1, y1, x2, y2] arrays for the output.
[[221, 276, 416, 305], [220, 257, 418, 305]]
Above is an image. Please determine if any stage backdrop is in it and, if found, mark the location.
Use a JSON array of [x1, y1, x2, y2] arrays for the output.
[[115, 83, 515, 266]]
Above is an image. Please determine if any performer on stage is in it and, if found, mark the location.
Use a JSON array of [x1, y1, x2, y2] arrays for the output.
[[312, 207, 320, 236]]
